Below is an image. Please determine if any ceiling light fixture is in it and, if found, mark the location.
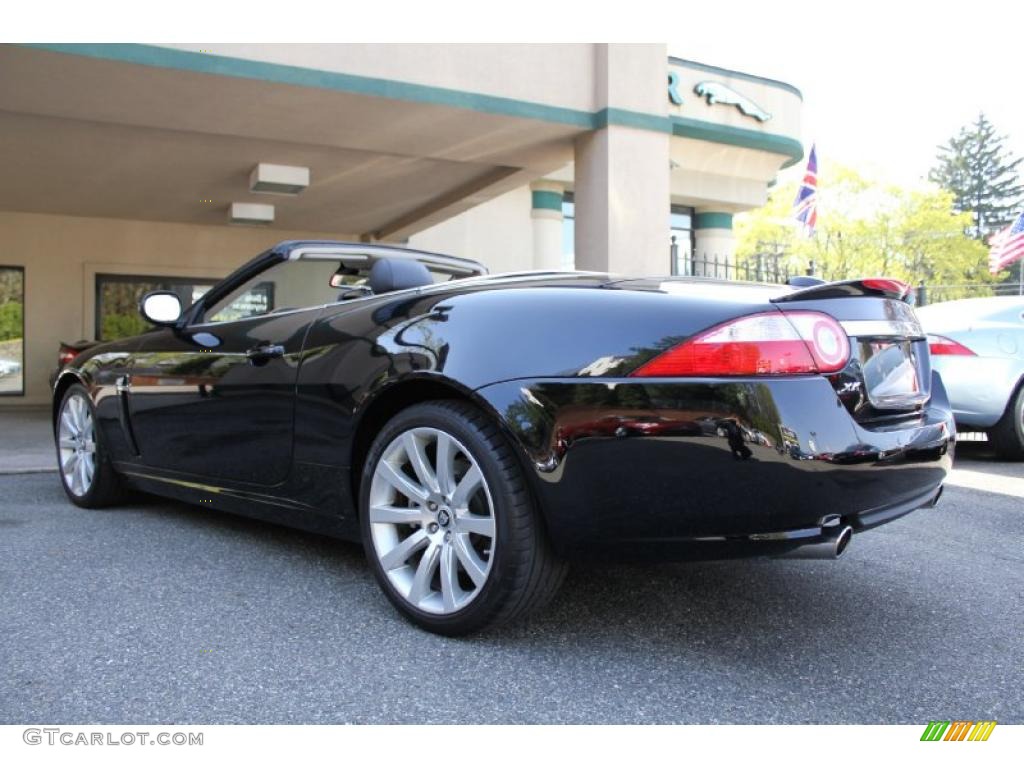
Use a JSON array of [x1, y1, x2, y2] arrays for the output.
[[249, 163, 310, 195], [229, 202, 275, 225]]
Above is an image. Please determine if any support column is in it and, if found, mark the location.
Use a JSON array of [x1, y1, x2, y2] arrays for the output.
[[530, 181, 565, 270], [693, 211, 734, 278], [573, 44, 670, 277]]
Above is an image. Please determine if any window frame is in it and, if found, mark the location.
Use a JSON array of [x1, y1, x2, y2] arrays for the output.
[[94, 272, 218, 341], [670, 204, 696, 276], [0, 264, 25, 397]]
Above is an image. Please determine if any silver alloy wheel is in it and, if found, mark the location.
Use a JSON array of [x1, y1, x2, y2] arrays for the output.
[[58, 393, 97, 497], [368, 427, 496, 615]]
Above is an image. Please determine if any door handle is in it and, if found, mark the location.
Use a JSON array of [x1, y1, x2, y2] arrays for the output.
[[245, 343, 286, 363]]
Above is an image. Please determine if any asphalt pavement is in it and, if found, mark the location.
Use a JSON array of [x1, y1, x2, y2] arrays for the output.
[[1, 443, 1021, 724]]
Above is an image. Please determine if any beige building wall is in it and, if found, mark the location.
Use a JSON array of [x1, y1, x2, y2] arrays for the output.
[[0, 211, 355, 406], [163, 44, 599, 113], [409, 187, 533, 274]]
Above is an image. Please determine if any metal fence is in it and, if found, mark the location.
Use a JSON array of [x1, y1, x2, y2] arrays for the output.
[[671, 239, 1022, 306], [671, 238, 833, 285]]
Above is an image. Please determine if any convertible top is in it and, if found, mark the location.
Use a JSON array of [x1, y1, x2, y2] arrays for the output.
[[275, 240, 488, 279]]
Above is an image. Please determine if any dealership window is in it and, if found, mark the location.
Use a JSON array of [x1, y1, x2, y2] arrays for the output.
[[670, 205, 695, 275], [0, 266, 25, 396], [95, 274, 217, 341]]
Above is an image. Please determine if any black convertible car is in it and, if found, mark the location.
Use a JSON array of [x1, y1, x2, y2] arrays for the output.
[[53, 240, 953, 635]]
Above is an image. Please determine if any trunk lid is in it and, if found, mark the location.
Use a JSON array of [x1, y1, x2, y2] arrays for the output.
[[772, 280, 929, 423]]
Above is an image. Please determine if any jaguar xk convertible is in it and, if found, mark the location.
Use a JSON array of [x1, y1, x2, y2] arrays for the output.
[[53, 240, 954, 635]]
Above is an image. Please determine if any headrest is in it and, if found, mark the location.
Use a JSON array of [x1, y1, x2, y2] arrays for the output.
[[367, 258, 433, 294]]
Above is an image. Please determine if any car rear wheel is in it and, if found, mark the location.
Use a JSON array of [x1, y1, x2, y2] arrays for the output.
[[56, 384, 125, 507], [989, 382, 1024, 461], [359, 400, 567, 636]]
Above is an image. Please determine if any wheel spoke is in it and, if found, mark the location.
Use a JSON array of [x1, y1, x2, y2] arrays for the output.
[[439, 544, 459, 611], [81, 455, 94, 488], [453, 534, 487, 587], [60, 411, 76, 438], [376, 460, 429, 504], [58, 439, 77, 450], [378, 528, 429, 571], [74, 457, 87, 495], [369, 504, 424, 525], [435, 433, 456, 497], [71, 397, 85, 432], [61, 451, 77, 476], [456, 513, 494, 538], [451, 463, 482, 508], [403, 433, 439, 494], [408, 542, 441, 605]]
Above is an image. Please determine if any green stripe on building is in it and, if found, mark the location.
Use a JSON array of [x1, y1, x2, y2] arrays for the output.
[[24, 44, 804, 166], [671, 116, 804, 168], [531, 190, 564, 212], [694, 212, 733, 230]]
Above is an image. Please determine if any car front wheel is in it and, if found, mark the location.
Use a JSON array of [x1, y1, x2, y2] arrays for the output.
[[56, 384, 125, 507], [360, 400, 567, 635]]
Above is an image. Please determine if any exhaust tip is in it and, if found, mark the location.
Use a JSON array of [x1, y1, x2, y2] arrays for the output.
[[834, 526, 853, 557]]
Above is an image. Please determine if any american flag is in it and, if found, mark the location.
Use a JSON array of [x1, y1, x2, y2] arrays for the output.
[[989, 211, 1024, 274], [793, 143, 818, 236]]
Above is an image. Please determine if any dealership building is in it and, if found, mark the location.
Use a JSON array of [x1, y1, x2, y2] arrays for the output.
[[0, 43, 803, 405]]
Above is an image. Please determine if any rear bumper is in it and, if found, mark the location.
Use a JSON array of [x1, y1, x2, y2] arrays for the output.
[[476, 372, 954, 560]]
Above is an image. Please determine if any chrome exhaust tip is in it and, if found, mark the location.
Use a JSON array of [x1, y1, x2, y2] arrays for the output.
[[777, 525, 853, 560]]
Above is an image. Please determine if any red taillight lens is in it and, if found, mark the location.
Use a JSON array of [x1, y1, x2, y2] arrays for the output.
[[927, 334, 975, 356], [631, 311, 850, 378], [862, 278, 911, 299], [58, 347, 78, 367]]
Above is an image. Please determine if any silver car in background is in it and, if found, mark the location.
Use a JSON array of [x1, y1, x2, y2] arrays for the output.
[[917, 296, 1024, 459]]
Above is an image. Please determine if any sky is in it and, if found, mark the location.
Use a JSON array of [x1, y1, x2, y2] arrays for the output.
[[669, 1, 1024, 188]]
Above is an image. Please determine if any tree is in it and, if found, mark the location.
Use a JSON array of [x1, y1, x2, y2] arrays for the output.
[[735, 161, 994, 297], [929, 113, 1024, 239]]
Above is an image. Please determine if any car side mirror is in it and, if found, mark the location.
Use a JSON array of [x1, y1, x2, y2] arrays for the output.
[[139, 291, 183, 326]]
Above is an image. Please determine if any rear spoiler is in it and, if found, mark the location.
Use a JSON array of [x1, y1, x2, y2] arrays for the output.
[[772, 278, 912, 304]]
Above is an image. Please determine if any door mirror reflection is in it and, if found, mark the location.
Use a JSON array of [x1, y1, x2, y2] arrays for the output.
[[139, 291, 182, 326]]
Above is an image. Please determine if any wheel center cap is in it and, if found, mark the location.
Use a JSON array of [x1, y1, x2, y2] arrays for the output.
[[436, 509, 451, 527]]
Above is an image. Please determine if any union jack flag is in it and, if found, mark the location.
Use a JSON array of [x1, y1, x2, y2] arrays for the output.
[[989, 211, 1024, 274], [793, 143, 818, 236]]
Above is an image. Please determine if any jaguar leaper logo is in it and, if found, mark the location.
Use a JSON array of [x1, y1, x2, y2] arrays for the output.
[[693, 81, 772, 123]]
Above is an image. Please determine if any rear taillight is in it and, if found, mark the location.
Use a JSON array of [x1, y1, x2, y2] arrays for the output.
[[862, 278, 911, 300], [631, 311, 850, 378], [58, 346, 79, 368], [927, 334, 976, 356]]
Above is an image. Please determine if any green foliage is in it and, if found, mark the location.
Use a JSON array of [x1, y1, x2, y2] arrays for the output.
[[929, 113, 1024, 239], [736, 161, 994, 297], [0, 268, 22, 306], [102, 312, 149, 341], [0, 301, 23, 341]]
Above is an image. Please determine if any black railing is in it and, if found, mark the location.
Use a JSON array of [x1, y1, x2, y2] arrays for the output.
[[669, 238, 1020, 305], [670, 237, 825, 285]]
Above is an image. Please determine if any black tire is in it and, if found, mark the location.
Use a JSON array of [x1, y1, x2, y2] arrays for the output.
[[359, 400, 567, 636], [988, 381, 1024, 461], [55, 384, 125, 507]]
